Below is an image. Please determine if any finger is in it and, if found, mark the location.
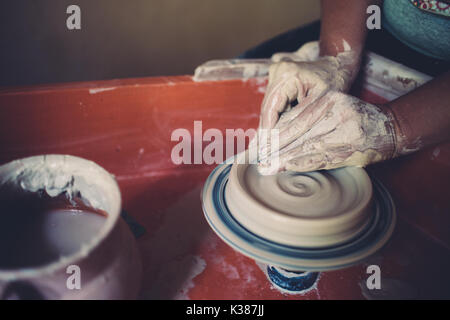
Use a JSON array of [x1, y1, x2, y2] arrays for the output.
[[271, 52, 299, 63], [259, 86, 289, 130], [285, 153, 327, 173], [256, 147, 288, 175], [256, 160, 285, 175], [258, 101, 315, 160], [284, 141, 360, 172], [260, 76, 302, 129], [259, 86, 323, 155], [256, 125, 282, 164], [276, 100, 308, 129], [294, 41, 319, 62], [260, 135, 326, 173], [260, 93, 340, 161], [277, 96, 336, 149], [295, 79, 330, 110], [260, 62, 304, 129], [247, 135, 259, 164]]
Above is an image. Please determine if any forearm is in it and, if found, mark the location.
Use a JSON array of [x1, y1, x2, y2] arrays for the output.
[[320, 0, 381, 55], [319, 0, 382, 80], [386, 71, 450, 156]]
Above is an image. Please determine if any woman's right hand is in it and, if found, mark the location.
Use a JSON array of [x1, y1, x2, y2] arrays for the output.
[[257, 90, 398, 174]]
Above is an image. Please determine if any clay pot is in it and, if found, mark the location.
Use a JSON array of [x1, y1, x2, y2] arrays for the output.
[[0, 155, 142, 299]]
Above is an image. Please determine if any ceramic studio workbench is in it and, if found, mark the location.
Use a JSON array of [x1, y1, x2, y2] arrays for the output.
[[0, 73, 449, 299]]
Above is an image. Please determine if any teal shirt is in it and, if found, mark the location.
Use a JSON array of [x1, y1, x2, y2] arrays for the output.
[[383, 0, 450, 61]]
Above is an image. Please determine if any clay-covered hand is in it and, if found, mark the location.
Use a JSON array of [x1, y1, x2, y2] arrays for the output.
[[258, 90, 398, 174], [259, 41, 359, 130], [271, 41, 320, 63]]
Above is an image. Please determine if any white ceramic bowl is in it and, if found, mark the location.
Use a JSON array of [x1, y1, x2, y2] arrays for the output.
[[0, 155, 142, 299]]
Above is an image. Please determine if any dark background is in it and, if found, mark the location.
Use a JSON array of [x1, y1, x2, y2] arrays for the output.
[[0, 0, 319, 87]]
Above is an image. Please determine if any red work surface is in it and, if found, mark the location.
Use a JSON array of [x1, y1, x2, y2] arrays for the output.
[[0, 76, 449, 299]]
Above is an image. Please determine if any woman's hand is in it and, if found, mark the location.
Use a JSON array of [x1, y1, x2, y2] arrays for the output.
[[259, 41, 360, 131], [257, 90, 398, 174]]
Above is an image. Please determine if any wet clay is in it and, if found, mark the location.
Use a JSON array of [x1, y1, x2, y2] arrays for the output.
[[225, 163, 373, 248]]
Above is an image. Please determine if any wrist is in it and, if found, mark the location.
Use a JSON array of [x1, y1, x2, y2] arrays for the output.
[[380, 103, 407, 158], [319, 40, 363, 91], [321, 55, 361, 93], [382, 103, 422, 157]]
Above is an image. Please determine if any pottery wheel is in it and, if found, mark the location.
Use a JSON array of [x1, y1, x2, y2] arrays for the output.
[[202, 159, 396, 271]]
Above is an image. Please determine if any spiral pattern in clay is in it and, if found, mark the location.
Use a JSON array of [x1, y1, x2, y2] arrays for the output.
[[243, 164, 361, 219]]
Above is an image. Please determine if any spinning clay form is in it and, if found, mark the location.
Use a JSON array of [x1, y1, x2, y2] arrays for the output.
[[202, 153, 396, 271], [226, 163, 373, 248]]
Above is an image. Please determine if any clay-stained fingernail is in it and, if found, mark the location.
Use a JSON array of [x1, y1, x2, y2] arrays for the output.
[[257, 161, 283, 175], [285, 153, 325, 172]]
